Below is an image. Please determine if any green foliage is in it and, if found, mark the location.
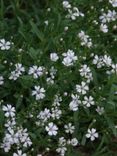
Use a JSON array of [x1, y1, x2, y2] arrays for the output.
[[0, 0, 117, 156]]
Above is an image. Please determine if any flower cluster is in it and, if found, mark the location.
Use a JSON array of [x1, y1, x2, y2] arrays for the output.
[[99, 9, 117, 33], [78, 31, 92, 48], [1, 104, 32, 154], [62, 1, 84, 20], [0, 0, 117, 155], [62, 49, 78, 66], [9, 63, 25, 80]]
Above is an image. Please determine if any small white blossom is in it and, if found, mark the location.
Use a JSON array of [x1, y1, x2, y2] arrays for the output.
[[100, 10, 117, 23], [15, 63, 25, 75], [9, 63, 25, 80], [0, 76, 4, 85], [50, 53, 59, 62], [9, 71, 19, 80], [86, 128, 99, 141], [103, 55, 112, 67], [56, 137, 67, 156], [69, 94, 81, 111], [76, 81, 89, 95], [111, 64, 117, 74], [100, 24, 108, 33], [13, 150, 27, 156], [96, 106, 104, 115], [62, 1, 71, 9], [82, 96, 95, 108], [64, 123, 75, 134], [0, 39, 11, 50], [79, 64, 93, 82], [109, 0, 117, 7], [45, 122, 58, 136], [78, 31, 92, 48], [92, 55, 104, 68], [37, 108, 51, 123], [28, 65, 44, 79], [51, 107, 62, 119], [62, 49, 78, 66], [69, 138, 78, 146], [67, 7, 84, 20], [5, 118, 16, 130], [2, 104, 15, 118], [32, 86, 45, 100], [56, 146, 67, 156]]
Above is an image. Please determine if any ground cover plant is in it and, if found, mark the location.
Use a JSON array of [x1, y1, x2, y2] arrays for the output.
[[0, 0, 117, 155]]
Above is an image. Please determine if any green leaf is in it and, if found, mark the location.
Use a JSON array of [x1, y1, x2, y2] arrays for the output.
[[81, 134, 86, 146], [19, 75, 33, 89], [30, 20, 44, 42], [28, 47, 39, 60]]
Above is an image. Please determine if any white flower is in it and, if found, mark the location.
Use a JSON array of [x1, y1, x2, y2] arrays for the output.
[[0, 39, 11, 50], [13, 150, 27, 156], [96, 106, 104, 115], [5, 118, 16, 129], [2, 104, 15, 117], [70, 138, 78, 146], [62, 57, 73, 66], [44, 20, 48, 25], [15, 63, 25, 75], [76, 81, 89, 95], [9, 71, 19, 80], [69, 94, 80, 111], [62, 49, 78, 66], [0, 76, 4, 85], [50, 66, 57, 79], [1, 142, 11, 152], [67, 7, 84, 20], [56, 137, 67, 156], [9, 63, 25, 80], [51, 107, 62, 119], [28, 65, 44, 79], [99, 13, 107, 23], [64, 26, 69, 31], [109, 0, 117, 7], [111, 64, 117, 74], [79, 64, 90, 77], [37, 108, 51, 122], [82, 96, 95, 108], [69, 101, 78, 111], [32, 86, 45, 100], [100, 24, 108, 33], [56, 147, 67, 156], [58, 137, 66, 146], [107, 10, 117, 21], [62, 49, 77, 60], [45, 122, 58, 136], [52, 94, 62, 107], [103, 55, 112, 67], [92, 55, 104, 68], [64, 123, 75, 134], [86, 128, 99, 141], [62, 1, 71, 9], [46, 77, 54, 84], [99, 10, 117, 23], [22, 137, 32, 147], [78, 31, 92, 48], [5, 129, 19, 144], [79, 64, 93, 82], [50, 53, 59, 62]]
